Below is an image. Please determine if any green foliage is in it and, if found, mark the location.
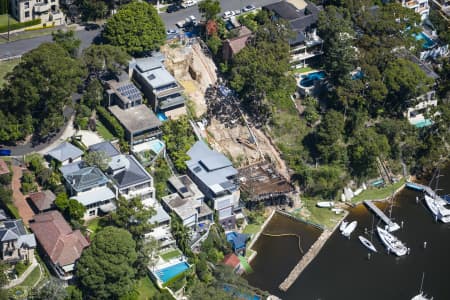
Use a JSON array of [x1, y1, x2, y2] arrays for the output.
[[25, 154, 44, 174], [31, 277, 68, 300], [237, 14, 258, 32], [96, 106, 125, 139], [429, 9, 450, 44], [74, 104, 92, 130], [161, 116, 196, 172], [55, 193, 86, 222], [0, 43, 85, 142], [297, 164, 348, 199], [66, 285, 83, 300], [206, 34, 222, 56], [14, 261, 28, 276], [0, 173, 11, 186], [0, 18, 41, 33], [84, 150, 111, 171], [316, 110, 347, 164], [21, 172, 37, 194], [152, 157, 171, 200], [111, 196, 156, 240], [82, 79, 104, 109], [198, 0, 221, 21], [76, 227, 137, 300], [0, 261, 8, 287], [80, 0, 108, 21], [82, 45, 130, 79], [52, 29, 81, 58], [170, 214, 191, 256], [103, 2, 166, 55]]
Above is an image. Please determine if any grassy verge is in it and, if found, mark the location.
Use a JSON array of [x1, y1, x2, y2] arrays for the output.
[[18, 265, 40, 288], [96, 120, 115, 141], [243, 223, 262, 235], [160, 249, 182, 261], [86, 218, 104, 238], [0, 58, 20, 87], [291, 66, 314, 75], [136, 276, 174, 300], [0, 25, 75, 45], [0, 14, 18, 27], [351, 178, 406, 204], [6, 203, 20, 219], [293, 198, 340, 229]]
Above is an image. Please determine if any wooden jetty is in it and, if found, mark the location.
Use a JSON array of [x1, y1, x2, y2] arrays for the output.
[[363, 200, 400, 232], [406, 181, 448, 205]]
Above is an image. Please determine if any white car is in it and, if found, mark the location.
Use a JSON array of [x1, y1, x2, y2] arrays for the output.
[[181, 0, 197, 8], [242, 4, 256, 12], [222, 11, 235, 20]]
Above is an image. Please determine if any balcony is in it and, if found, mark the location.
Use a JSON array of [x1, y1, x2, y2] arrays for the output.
[[34, 3, 50, 14], [50, 10, 64, 21], [123, 186, 154, 199], [290, 50, 324, 63]]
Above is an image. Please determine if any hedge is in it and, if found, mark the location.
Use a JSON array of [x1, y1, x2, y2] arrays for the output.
[[96, 106, 125, 140], [0, 18, 41, 33]]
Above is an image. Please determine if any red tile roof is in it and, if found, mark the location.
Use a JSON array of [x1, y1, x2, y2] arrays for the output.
[[0, 159, 9, 175], [29, 211, 89, 267], [28, 190, 56, 211], [223, 253, 240, 269]]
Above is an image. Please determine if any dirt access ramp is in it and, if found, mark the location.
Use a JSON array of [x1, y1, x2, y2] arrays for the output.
[[161, 40, 217, 118]]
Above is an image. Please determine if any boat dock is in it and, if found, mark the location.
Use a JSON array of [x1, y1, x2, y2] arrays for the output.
[[363, 200, 400, 232], [406, 181, 448, 205]]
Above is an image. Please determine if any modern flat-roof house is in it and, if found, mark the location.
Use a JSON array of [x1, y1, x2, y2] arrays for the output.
[[46, 142, 83, 166], [28, 190, 56, 214], [402, 0, 430, 21], [105, 154, 156, 201], [129, 55, 186, 118], [405, 91, 438, 128], [142, 196, 174, 250], [222, 26, 252, 61], [106, 80, 143, 109], [431, 0, 450, 21], [264, 0, 323, 68], [62, 166, 116, 220], [186, 141, 240, 229], [0, 218, 36, 263], [109, 104, 162, 145], [162, 175, 213, 230], [9, 0, 64, 25], [30, 211, 89, 280]]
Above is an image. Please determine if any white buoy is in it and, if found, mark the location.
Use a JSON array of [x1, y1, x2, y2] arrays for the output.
[[401, 221, 404, 228], [416, 196, 419, 204], [407, 248, 411, 255], [424, 241, 427, 249]]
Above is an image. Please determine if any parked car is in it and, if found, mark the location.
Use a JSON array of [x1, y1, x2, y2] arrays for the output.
[[181, 0, 197, 8], [242, 4, 256, 12], [0, 149, 11, 156], [234, 10, 242, 16], [85, 23, 100, 31], [166, 29, 179, 35], [166, 4, 181, 13], [222, 11, 235, 20]]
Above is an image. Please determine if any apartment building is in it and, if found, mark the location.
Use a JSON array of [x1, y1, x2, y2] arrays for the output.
[[402, 0, 430, 21], [431, 0, 450, 21], [9, 0, 64, 25]]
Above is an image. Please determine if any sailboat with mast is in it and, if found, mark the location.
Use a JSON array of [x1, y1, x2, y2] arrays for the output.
[[423, 168, 450, 223], [411, 273, 433, 300]]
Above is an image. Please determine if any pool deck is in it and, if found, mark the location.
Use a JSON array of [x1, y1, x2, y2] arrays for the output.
[[278, 210, 348, 292]]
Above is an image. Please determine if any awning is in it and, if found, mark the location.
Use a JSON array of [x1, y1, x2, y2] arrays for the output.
[[99, 202, 117, 213]]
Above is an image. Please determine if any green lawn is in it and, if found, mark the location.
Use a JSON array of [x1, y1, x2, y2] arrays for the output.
[[297, 198, 340, 229], [136, 276, 174, 300], [291, 66, 314, 74], [351, 178, 406, 204], [96, 120, 115, 141], [0, 25, 76, 45], [6, 203, 20, 219], [0, 14, 18, 27], [0, 58, 20, 87], [86, 218, 104, 238], [160, 249, 182, 261], [243, 223, 262, 235], [18, 265, 41, 288]]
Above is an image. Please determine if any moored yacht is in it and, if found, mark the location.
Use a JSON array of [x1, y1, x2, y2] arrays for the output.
[[342, 221, 357, 238], [376, 226, 407, 256], [358, 236, 377, 252]]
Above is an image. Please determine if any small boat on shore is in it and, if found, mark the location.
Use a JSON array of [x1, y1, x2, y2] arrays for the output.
[[317, 201, 334, 208], [358, 236, 377, 252], [339, 221, 348, 232], [342, 221, 357, 237], [377, 226, 407, 256]]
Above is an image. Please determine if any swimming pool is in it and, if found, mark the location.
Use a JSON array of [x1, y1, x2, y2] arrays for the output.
[[155, 261, 190, 283], [414, 32, 436, 49], [157, 112, 168, 121], [149, 140, 164, 153], [413, 119, 433, 128], [299, 71, 326, 87]]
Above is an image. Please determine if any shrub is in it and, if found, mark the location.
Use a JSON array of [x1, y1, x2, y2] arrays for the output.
[[14, 261, 28, 276], [96, 106, 125, 139], [0, 173, 12, 186], [0, 19, 41, 33]]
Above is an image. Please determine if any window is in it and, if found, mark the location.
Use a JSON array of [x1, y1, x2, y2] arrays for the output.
[[25, 11, 30, 18], [89, 210, 95, 216], [24, 2, 29, 9]]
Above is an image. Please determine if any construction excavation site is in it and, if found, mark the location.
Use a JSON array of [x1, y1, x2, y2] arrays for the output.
[[162, 38, 294, 204]]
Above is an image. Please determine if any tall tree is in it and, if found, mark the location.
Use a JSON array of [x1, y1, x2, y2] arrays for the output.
[[82, 44, 129, 78], [84, 151, 111, 171], [316, 110, 347, 164], [318, 5, 356, 86], [80, 0, 108, 21], [52, 29, 81, 58], [76, 227, 137, 300], [198, 0, 221, 21], [103, 1, 166, 55]]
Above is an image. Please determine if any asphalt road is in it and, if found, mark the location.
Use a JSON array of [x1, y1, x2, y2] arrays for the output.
[[0, 28, 101, 59], [161, 0, 280, 29]]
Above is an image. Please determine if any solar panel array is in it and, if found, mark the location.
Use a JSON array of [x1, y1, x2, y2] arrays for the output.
[[117, 83, 142, 102]]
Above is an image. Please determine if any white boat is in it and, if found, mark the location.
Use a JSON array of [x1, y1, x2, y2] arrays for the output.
[[376, 226, 407, 256], [358, 236, 377, 252], [332, 208, 344, 214], [342, 221, 357, 237], [424, 195, 450, 223], [411, 292, 432, 300], [317, 201, 334, 208], [339, 221, 348, 232], [424, 194, 440, 216]]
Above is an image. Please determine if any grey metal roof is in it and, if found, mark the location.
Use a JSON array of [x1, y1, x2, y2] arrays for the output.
[[109, 104, 162, 134], [72, 186, 115, 206], [145, 67, 177, 89], [60, 161, 85, 176], [18, 234, 37, 248], [0, 209, 7, 221], [149, 205, 171, 224], [109, 155, 152, 189], [135, 57, 164, 73], [186, 141, 238, 194], [89, 141, 121, 158], [47, 142, 83, 163], [64, 167, 109, 193], [0, 219, 35, 248]]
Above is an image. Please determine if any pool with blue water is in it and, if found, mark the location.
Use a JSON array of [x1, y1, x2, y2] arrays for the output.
[[299, 71, 326, 87], [149, 140, 164, 153], [156, 262, 190, 283], [415, 32, 435, 49]]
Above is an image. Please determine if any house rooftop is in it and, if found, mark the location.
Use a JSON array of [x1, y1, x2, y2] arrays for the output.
[[30, 211, 89, 267], [108, 154, 152, 189], [89, 141, 121, 158], [226, 26, 252, 55], [264, 0, 321, 32], [222, 253, 240, 269], [142, 198, 171, 225], [72, 186, 115, 207], [186, 141, 238, 195], [28, 190, 56, 212], [109, 104, 162, 134], [47, 142, 83, 163], [226, 231, 248, 250], [59, 161, 85, 176], [0, 159, 9, 175], [63, 167, 109, 193], [0, 219, 36, 249], [106, 80, 142, 105], [135, 56, 164, 73], [162, 193, 200, 220]]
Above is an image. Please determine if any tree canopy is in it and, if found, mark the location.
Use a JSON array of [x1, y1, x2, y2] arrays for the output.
[[102, 1, 166, 55], [82, 44, 130, 78], [198, 0, 221, 21], [84, 151, 111, 171], [76, 226, 137, 300], [0, 43, 85, 142], [52, 29, 81, 58]]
